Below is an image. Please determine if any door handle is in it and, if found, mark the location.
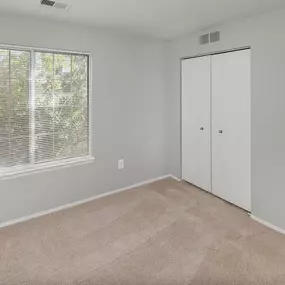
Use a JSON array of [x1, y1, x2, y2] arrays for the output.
[[219, 130, 223, 134], [200, 127, 204, 130]]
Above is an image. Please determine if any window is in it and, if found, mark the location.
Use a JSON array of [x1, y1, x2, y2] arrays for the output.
[[0, 46, 91, 176]]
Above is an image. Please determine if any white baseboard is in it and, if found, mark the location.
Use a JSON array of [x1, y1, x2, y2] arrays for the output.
[[168, 174, 182, 182], [250, 214, 285, 236], [0, 174, 177, 229]]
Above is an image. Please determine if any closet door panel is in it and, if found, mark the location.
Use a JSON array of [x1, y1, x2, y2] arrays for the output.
[[182, 56, 211, 192], [211, 50, 251, 210]]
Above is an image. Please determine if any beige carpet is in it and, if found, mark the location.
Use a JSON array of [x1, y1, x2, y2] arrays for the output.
[[1, 178, 285, 284]]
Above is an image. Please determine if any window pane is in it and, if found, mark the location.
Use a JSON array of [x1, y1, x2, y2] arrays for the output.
[[35, 52, 53, 108], [0, 138, 10, 167], [35, 52, 89, 164], [54, 106, 72, 132], [0, 48, 89, 170], [0, 50, 9, 79], [35, 134, 53, 163], [0, 49, 30, 168], [71, 55, 89, 154], [35, 107, 53, 134], [54, 132, 73, 159], [9, 108, 29, 137], [10, 136, 29, 166]]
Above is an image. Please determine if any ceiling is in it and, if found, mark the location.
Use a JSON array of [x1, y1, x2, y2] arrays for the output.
[[1, 0, 285, 39]]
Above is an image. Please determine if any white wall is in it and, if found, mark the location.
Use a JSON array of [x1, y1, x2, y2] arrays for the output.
[[167, 8, 285, 230], [0, 14, 167, 223]]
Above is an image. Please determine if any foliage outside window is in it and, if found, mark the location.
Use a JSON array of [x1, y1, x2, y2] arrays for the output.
[[0, 47, 90, 170]]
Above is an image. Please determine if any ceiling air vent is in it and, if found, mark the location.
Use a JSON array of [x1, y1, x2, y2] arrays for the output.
[[199, 31, 221, 45], [54, 2, 69, 10], [40, 0, 69, 10], [210, 31, 220, 43], [41, 0, 55, 7], [199, 34, 210, 45]]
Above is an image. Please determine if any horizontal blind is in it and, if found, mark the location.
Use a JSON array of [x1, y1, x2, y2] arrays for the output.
[[34, 52, 89, 163], [0, 47, 90, 170], [0, 49, 30, 168]]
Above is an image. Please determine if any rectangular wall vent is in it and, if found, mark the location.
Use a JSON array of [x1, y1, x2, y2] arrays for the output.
[[40, 0, 69, 10], [199, 31, 221, 45], [41, 0, 55, 7], [199, 34, 210, 45], [210, 31, 220, 43], [54, 2, 69, 10]]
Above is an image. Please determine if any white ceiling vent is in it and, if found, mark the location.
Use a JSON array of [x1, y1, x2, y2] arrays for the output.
[[40, 0, 69, 10]]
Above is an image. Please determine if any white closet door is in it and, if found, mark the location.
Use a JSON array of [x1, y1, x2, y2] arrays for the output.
[[182, 56, 211, 192], [211, 50, 251, 211]]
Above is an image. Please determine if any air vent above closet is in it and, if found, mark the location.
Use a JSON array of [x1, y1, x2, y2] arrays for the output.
[[200, 34, 210, 45], [40, 0, 69, 10], [210, 31, 220, 43], [199, 31, 220, 45]]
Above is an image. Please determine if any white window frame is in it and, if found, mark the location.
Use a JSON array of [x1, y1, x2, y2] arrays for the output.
[[0, 44, 94, 179]]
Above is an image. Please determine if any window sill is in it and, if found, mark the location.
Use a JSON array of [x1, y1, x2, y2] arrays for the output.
[[0, 156, 95, 180]]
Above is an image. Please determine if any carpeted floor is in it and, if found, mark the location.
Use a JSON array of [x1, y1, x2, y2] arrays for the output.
[[1, 178, 285, 284]]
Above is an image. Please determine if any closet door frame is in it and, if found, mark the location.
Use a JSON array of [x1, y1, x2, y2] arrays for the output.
[[180, 46, 251, 211]]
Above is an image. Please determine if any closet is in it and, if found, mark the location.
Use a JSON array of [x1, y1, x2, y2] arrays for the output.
[[182, 49, 251, 211]]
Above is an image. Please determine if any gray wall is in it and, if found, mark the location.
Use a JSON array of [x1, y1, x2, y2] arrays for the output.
[[2, 8, 285, 231], [167, 8, 285, 230], [0, 15, 167, 223]]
